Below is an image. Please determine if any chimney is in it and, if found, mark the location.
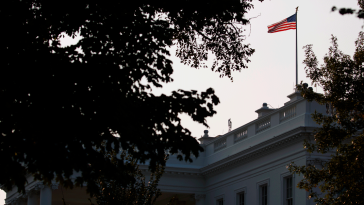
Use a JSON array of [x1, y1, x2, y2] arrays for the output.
[[198, 130, 215, 145], [255, 103, 275, 118], [285, 88, 303, 105]]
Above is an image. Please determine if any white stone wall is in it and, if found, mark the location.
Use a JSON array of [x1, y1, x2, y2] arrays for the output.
[[4, 92, 327, 205]]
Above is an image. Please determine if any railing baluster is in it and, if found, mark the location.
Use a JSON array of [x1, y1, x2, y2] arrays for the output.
[[234, 129, 248, 143], [280, 106, 296, 123], [256, 118, 271, 134]]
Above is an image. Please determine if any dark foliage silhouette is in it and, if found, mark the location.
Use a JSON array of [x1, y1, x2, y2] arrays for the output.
[[0, 0, 257, 195]]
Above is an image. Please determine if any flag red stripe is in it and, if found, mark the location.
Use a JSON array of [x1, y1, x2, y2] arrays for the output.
[[267, 14, 297, 33], [269, 27, 296, 33], [267, 19, 287, 28], [268, 24, 296, 31], [268, 21, 296, 33], [268, 22, 296, 30]]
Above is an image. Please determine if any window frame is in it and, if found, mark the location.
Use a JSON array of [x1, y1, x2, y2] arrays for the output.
[[214, 194, 225, 205], [234, 187, 247, 205], [260, 184, 268, 205], [281, 171, 295, 205], [256, 178, 270, 205], [217, 198, 224, 205]]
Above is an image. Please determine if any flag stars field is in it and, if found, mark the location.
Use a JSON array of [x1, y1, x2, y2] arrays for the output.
[[268, 13, 297, 33]]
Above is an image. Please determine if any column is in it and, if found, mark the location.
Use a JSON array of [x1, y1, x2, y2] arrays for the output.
[[40, 185, 52, 205], [27, 191, 39, 205]]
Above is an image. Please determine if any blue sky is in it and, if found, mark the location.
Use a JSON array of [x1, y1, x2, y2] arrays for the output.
[[1, 0, 362, 203]]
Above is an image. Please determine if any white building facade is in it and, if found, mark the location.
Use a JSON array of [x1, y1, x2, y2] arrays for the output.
[[3, 91, 328, 205]]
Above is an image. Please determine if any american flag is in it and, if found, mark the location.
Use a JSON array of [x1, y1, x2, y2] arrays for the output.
[[267, 13, 296, 33]]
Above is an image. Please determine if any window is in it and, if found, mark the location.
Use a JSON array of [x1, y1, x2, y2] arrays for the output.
[[281, 172, 294, 205], [215, 194, 225, 205], [235, 187, 247, 205], [285, 176, 293, 205], [260, 184, 268, 205], [237, 191, 245, 205], [257, 179, 270, 205]]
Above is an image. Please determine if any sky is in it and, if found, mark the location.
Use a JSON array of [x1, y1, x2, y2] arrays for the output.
[[1, 0, 362, 203], [158, 0, 363, 138]]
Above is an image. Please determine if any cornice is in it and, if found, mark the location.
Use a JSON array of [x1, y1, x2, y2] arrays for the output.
[[5, 182, 42, 204], [200, 126, 316, 176], [5, 181, 59, 204], [139, 127, 316, 178], [139, 165, 203, 177], [306, 157, 331, 167], [162, 171, 202, 177]]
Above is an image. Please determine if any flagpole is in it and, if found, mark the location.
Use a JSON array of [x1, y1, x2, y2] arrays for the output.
[[296, 7, 298, 86]]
